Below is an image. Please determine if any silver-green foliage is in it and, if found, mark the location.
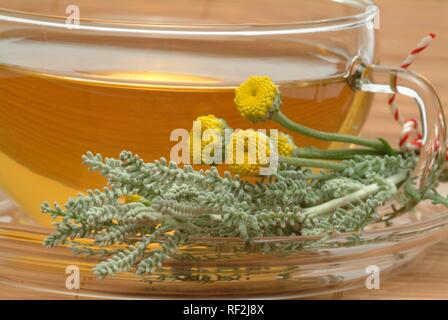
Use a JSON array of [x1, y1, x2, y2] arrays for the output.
[[42, 150, 420, 278]]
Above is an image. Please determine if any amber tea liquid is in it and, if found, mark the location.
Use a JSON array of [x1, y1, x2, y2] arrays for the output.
[[0, 40, 372, 225]]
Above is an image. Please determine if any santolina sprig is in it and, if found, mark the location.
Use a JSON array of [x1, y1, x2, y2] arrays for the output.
[[42, 150, 429, 278], [41, 75, 445, 279]]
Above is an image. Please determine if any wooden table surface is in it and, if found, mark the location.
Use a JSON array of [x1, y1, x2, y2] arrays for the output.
[[1, 0, 448, 300], [341, 0, 448, 300]]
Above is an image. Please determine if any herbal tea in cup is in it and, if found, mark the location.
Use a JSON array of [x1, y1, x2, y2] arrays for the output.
[[0, 0, 377, 225]]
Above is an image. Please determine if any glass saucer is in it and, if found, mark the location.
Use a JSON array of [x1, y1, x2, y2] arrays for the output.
[[1, 188, 448, 299]]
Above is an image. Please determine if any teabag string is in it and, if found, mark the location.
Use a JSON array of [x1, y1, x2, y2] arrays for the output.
[[387, 33, 443, 156]]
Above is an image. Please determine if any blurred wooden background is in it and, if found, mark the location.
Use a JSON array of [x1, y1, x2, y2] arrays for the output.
[[362, 0, 447, 141], [343, 0, 448, 299], [2, 0, 448, 299]]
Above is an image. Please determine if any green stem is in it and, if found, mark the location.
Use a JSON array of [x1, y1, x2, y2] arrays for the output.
[[272, 111, 387, 152], [294, 147, 385, 160], [425, 191, 448, 206], [301, 171, 408, 219], [277, 171, 336, 180], [279, 156, 346, 171]]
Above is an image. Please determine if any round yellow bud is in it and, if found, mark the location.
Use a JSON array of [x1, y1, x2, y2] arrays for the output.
[[234, 76, 281, 123], [270, 132, 296, 157], [228, 129, 271, 176], [189, 115, 227, 163]]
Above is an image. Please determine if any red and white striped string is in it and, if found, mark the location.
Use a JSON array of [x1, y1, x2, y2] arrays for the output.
[[387, 33, 435, 152]]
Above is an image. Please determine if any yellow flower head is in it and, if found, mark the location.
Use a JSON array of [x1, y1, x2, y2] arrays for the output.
[[234, 76, 281, 123], [228, 129, 272, 176], [189, 115, 228, 163], [270, 131, 296, 157], [195, 115, 227, 134]]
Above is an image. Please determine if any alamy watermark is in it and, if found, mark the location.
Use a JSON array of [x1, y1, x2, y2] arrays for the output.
[[65, 5, 80, 30], [65, 265, 80, 290], [170, 122, 280, 176], [365, 265, 380, 290]]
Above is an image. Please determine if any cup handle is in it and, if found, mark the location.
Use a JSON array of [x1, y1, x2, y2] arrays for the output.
[[349, 58, 447, 209]]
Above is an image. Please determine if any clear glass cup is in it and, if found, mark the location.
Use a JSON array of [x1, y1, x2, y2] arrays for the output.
[[0, 0, 446, 298]]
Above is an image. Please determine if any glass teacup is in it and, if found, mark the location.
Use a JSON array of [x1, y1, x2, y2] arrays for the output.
[[0, 0, 444, 225]]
